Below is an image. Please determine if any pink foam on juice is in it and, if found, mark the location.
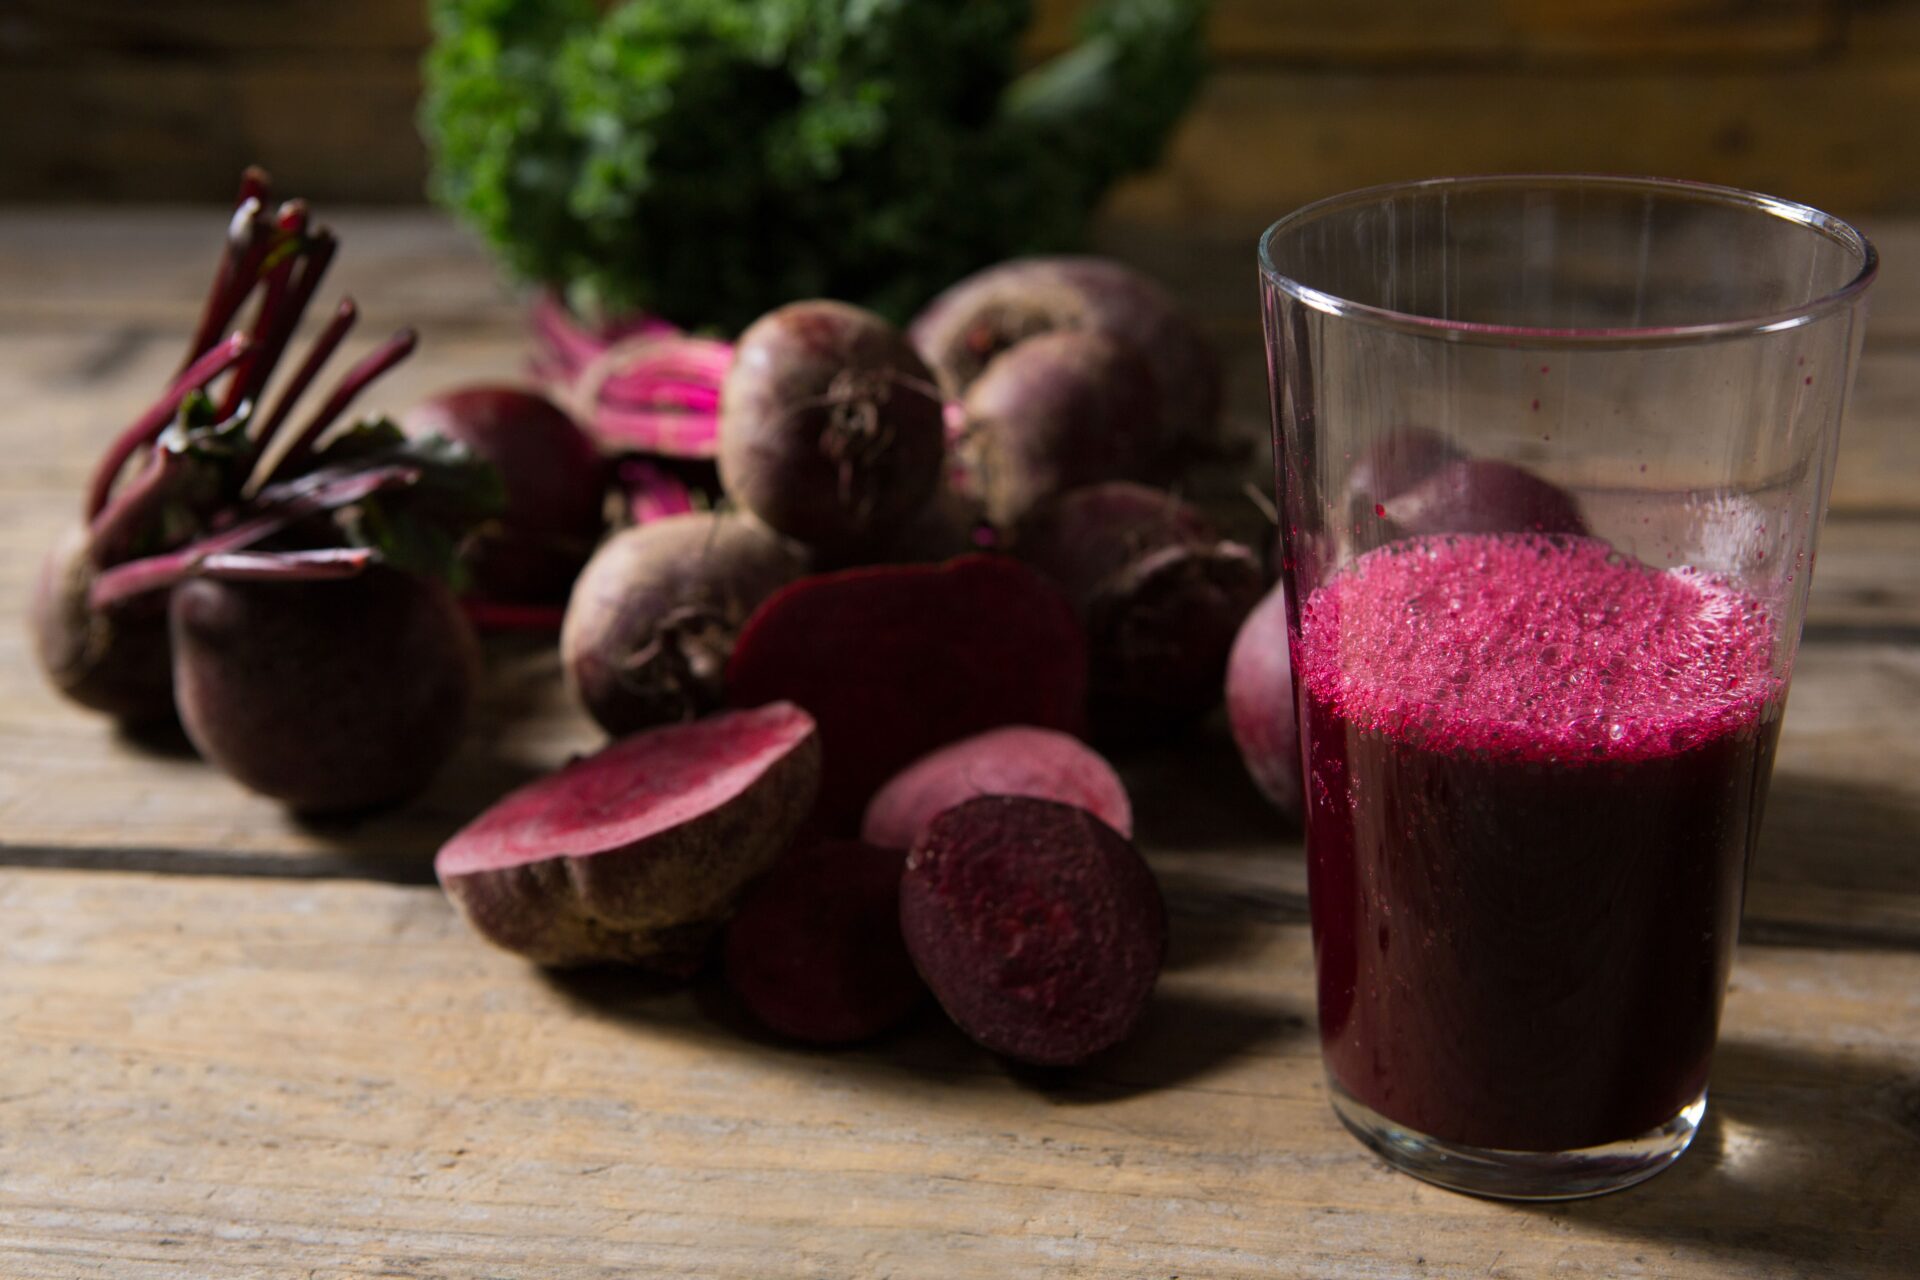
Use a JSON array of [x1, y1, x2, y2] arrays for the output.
[[1298, 533, 1782, 761], [1297, 532, 1784, 1153]]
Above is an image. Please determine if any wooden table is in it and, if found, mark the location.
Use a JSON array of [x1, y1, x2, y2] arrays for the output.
[[1, 209, 1916, 1279]]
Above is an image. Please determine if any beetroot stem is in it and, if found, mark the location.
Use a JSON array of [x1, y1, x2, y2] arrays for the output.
[[197, 548, 374, 583], [219, 202, 312, 419], [88, 464, 420, 609], [265, 327, 417, 482], [181, 173, 270, 365], [251, 297, 357, 464], [84, 333, 252, 521]]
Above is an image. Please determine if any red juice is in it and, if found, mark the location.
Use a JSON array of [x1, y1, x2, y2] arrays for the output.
[[1296, 533, 1783, 1153]]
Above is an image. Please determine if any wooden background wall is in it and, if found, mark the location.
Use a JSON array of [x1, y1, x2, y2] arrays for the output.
[[4, 0, 1920, 227]]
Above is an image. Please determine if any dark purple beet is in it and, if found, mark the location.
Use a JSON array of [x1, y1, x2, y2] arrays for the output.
[[958, 331, 1163, 527], [402, 385, 608, 602], [899, 796, 1167, 1067], [30, 523, 175, 723], [724, 839, 926, 1044], [1018, 482, 1263, 744], [562, 512, 805, 737], [718, 301, 945, 558], [909, 256, 1222, 456], [170, 566, 480, 813], [1380, 458, 1589, 540]]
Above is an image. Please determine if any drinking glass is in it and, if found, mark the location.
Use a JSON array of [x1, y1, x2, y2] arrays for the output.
[[1258, 175, 1876, 1199]]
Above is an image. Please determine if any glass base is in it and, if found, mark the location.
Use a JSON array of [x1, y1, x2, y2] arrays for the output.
[[1328, 1079, 1706, 1201]]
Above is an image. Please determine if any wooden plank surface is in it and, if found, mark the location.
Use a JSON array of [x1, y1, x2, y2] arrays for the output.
[[0, 865, 1915, 1279], [5, 2, 1920, 213], [0, 209, 1916, 1276]]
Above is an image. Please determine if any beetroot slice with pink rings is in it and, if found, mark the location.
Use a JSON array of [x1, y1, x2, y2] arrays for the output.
[[435, 702, 821, 971], [861, 726, 1132, 851], [900, 795, 1167, 1067], [724, 840, 926, 1045], [725, 554, 1089, 832]]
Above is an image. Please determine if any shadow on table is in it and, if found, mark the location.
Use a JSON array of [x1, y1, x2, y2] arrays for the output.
[[1531, 1038, 1920, 1275], [541, 959, 1311, 1104]]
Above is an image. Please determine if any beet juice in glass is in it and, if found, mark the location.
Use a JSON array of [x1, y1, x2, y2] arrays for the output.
[[1258, 176, 1875, 1199]]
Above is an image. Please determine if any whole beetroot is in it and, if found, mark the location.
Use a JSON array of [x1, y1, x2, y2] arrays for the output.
[[910, 256, 1221, 456], [1018, 482, 1263, 744], [437, 703, 821, 971], [562, 513, 805, 737], [1342, 427, 1465, 530], [31, 523, 174, 722], [900, 796, 1167, 1067], [958, 331, 1163, 527], [1380, 458, 1588, 540], [170, 566, 480, 813], [1225, 581, 1301, 823], [718, 301, 945, 558], [724, 839, 926, 1045], [401, 385, 607, 602]]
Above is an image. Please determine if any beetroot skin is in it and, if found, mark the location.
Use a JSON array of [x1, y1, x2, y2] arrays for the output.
[[900, 796, 1167, 1067], [31, 523, 174, 722], [1380, 458, 1588, 540], [1018, 482, 1263, 743], [437, 702, 821, 970], [862, 726, 1132, 851], [723, 839, 926, 1044], [909, 256, 1222, 454], [1225, 581, 1302, 823], [563, 513, 805, 736], [725, 554, 1089, 831], [718, 300, 945, 557], [170, 567, 480, 813], [959, 331, 1163, 527], [402, 385, 608, 602]]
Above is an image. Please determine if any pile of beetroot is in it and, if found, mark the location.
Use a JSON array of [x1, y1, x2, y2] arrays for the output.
[[433, 264, 1310, 1063], [30, 170, 504, 812], [34, 175, 1333, 1068]]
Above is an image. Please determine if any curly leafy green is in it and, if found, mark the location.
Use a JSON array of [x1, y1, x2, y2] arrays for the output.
[[422, 0, 1208, 333]]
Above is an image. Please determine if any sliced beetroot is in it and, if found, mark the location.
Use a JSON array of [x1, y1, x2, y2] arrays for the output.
[[1380, 457, 1588, 540], [30, 523, 175, 723], [1226, 581, 1302, 823], [862, 726, 1132, 851], [725, 554, 1088, 831], [1017, 482, 1263, 743], [900, 796, 1166, 1067], [723, 839, 925, 1044], [718, 300, 945, 558], [401, 385, 608, 602], [170, 566, 480, 813], [562, 513, 805, 736], [909, 256, 1221, 455], [958, 330, 1163, 527], [437, 702, 821, 970]]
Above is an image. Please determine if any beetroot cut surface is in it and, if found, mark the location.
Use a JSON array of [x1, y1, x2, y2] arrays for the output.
[[436, 702, 821, 970], [725, 555, 1089, 832], [723, 840, 926, 1045], [900, 795, 1167, 1067], [862, 726, 1132, 851]]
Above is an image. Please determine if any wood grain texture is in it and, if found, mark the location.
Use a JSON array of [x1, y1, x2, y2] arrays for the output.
[[2, 3, 1918, 211], [0, 865, 1915, 1279]]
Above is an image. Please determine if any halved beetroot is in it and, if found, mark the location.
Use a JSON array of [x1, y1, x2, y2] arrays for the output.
[[435, 702, 820, 971], [900, 796, 1166, 1067], [861, 726, 1131, 851], [723, 840, 926, 1044], [725, 555, 1088, 831]]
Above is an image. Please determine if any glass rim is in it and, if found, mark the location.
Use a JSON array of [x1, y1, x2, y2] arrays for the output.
[[1257, 174, 1879, 348]]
